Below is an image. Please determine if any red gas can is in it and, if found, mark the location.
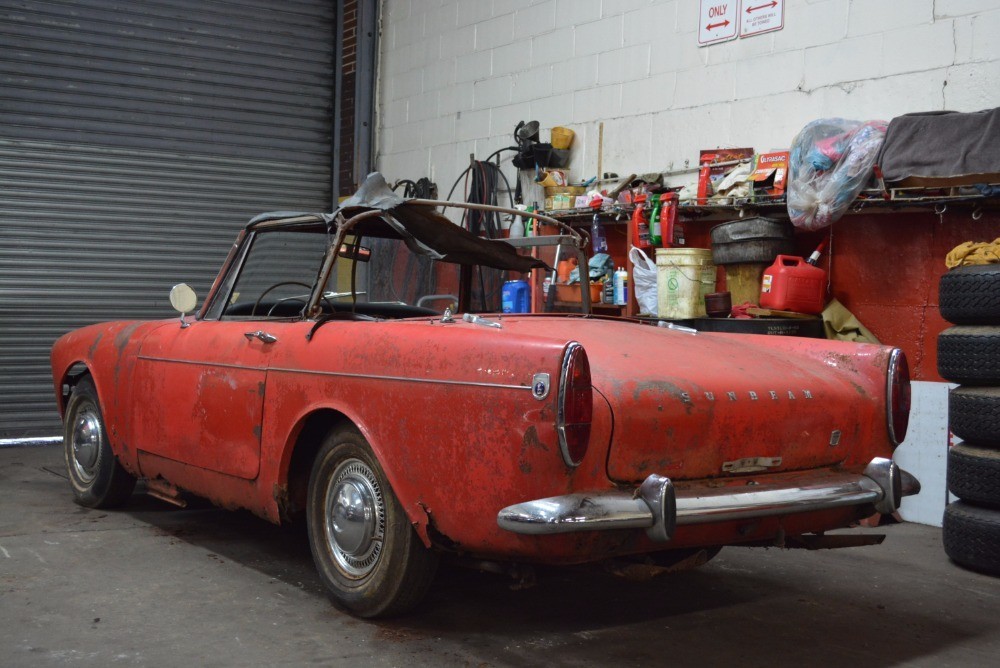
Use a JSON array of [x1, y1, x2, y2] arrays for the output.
[[759, 255, 826, 314]]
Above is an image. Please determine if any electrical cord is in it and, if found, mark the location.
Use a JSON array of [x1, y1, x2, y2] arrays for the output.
[[395, 152, 519, 311]]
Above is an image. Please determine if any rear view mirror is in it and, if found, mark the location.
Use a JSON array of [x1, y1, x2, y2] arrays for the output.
[[169, 284, 197, 328], [337, 244, 371, 262]]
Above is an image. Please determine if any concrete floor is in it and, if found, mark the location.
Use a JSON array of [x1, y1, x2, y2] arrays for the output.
[[1, 445, 997, 668]]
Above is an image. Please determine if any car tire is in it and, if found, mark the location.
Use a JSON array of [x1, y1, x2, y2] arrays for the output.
[[943, 501, 1000, 576], [940, 264, 1000, 325], [63, 377, 136, 508], [948, 443, 1000, 508], [937, 326, 1000, 385], [306, 425, 438, 618], [950, 387, 1000, 447]]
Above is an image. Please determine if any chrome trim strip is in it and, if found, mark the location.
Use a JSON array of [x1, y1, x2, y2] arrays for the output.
[[137, 356, 533, 391], [137, 356, 265, 372], [267, 368, 531, 391], [136, 356, 534, 391], [886, 348, 906, 446], [497, 461, 921, 539]]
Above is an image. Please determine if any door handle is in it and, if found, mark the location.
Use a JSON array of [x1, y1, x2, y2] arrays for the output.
[[244, 330, 278, 344]]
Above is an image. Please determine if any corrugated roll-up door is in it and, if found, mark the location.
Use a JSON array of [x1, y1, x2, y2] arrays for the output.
[[0, 0, 335, 438]]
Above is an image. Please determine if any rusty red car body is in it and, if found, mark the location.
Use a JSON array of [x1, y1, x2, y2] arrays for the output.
[[51, 174, 918, 617]]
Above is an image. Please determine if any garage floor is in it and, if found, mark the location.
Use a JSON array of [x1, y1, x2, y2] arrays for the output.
[[1, 445, 997, 667]]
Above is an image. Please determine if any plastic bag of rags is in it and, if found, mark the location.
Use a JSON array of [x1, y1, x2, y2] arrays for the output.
[[629, 246, 658, 315], [787, 119, 887, 231], [569, 253, 614, 283]]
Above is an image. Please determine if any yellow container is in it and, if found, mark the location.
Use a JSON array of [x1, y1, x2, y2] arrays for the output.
[[655, 248, 716, 319], [551, 126, 575, 150]]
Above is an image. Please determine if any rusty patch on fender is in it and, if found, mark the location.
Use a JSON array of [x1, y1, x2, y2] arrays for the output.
[[88, 332, 104, 359], [273, 483, 294, 521], [520, 426, 549, 453], [632, 381, 694, 415], [518, 426, 549, 474], [114, 322, 142, 355]]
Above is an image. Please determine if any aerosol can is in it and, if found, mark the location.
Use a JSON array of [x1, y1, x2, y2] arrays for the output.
[[613, 266, 629, 306]]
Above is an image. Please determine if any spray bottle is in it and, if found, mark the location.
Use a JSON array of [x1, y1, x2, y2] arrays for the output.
[[661, 191, 683, 247], [648, 193, 662, 246], [630, 194, 651, 248], [509, 204, 526, 238], [591, 213, 608, 253]]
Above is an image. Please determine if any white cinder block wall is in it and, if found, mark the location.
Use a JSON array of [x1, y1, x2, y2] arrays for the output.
[[376, 0, 998, 528], [377, 0, 999, 192]]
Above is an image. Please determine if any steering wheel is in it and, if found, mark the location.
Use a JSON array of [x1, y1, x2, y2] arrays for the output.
[[252, 281, 334, 317]]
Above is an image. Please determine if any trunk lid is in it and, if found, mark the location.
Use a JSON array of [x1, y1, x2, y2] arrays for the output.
[[493, 316, 892, 483]]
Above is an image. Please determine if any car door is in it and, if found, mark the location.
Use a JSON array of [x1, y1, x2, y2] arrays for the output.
[[132, 321, 281, 479], [131, 225, 329, 480]]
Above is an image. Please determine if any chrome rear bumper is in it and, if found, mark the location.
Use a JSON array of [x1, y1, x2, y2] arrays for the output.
[[497, 458, 920, 542]]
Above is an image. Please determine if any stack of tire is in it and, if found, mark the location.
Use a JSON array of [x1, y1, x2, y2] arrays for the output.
[[939, 264, 1000, 576]]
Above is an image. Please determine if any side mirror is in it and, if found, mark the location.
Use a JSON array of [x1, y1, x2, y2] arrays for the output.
[[169, 284, 198, 328]]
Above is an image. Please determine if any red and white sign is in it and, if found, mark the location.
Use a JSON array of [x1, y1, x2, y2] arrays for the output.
[[698, 0, 739, 47], [740, 0, 784, 38]]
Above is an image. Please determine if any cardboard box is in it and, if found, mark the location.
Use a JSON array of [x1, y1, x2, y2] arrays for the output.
[[698, 148, 754, 203], [749, 151, 790, 201]]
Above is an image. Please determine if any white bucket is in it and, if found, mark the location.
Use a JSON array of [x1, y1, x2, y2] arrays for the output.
[[655, 248, 716, 319]]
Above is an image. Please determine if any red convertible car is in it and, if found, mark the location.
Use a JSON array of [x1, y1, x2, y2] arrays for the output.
[[52, 173, 918, 617]]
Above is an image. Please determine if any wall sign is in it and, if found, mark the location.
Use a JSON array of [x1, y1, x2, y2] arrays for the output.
[[698, 0, 738, 46], [740, 0, 784, 38]]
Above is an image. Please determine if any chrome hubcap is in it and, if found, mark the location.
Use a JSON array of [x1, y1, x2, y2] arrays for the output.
[[325, 458, 385, 579], [70, 408, 102, 483]]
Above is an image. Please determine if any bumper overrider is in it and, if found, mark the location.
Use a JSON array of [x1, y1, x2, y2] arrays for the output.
[[497, 458, 920, 541]]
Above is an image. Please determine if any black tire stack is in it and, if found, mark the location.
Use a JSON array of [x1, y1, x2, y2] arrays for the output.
[[939, 264, 1000, 576]]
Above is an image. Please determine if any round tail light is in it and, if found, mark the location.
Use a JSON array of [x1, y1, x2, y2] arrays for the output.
[[557, 342, 593, 467], [887, 348, 911, 446]]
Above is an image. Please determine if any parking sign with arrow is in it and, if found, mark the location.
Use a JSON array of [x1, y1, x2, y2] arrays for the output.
[[698, 0, 739, 46], [740, 0, 784, 38]]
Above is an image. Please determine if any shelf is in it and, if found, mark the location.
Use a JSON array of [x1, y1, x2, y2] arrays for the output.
[[503, 234, 581, 249], [545, 191, 997, 224]]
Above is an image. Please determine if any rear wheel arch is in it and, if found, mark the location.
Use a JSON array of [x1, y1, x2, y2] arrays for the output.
[[279, 409, 431, 544], [281, 409, 353, 522], [305, 423, 439, 617]]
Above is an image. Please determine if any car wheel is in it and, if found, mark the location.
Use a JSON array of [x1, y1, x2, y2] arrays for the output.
[[937, 326, 1000, 385], [950, 387, 1000, 446], [948, 443, 1000, 508], [940, 264, 1000, 325], [63, 377, 136, 508], [306, 426, 438, 618], [943, 501, 1000, 576]]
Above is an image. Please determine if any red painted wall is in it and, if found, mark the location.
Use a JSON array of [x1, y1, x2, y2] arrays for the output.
[[687, 207, 997, 382]]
